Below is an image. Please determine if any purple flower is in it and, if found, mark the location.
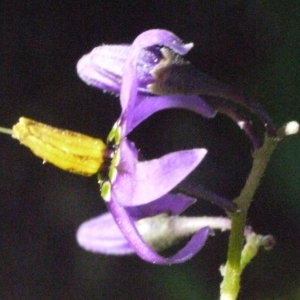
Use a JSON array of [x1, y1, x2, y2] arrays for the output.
[[76, 30, 216, 264], [76, 29, 276, 264], [77, 30, 276, 148], [77, 35, 215, 136], [77, 196, 231, 258]]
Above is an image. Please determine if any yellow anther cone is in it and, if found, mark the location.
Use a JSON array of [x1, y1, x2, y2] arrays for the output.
[[12, 117, 107, 176]]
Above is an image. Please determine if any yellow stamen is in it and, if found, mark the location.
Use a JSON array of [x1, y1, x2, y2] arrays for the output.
[[12, 117, 107, 176]]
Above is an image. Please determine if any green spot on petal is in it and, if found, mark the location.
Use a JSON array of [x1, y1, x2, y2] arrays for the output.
[[109, 166, 118, 183], [114, 127, 121, 145], [101, 181, 111, 202], [111, 148, 121, 167], [106, 121, 121, 146], [107, 128, 116, 144], [97, 173, 105, 185]]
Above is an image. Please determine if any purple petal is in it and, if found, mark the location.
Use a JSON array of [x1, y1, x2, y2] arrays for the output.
[[207, 97, 263, 148], [76, 212, 134, 255], [109, 139, 138, 201], [77, 48, 124, 94], [126, 94, 216, 134], [77, 30, 192, 98], [77, 45, 162, 94], [77, 29, 215, 136], [125, 193, 196, 220], [108, 195, 210, 264], [120, 30, 194, 130], [113, 148, 207, 207], [119, 139, 138, 172], [130, 29, 193, 56]]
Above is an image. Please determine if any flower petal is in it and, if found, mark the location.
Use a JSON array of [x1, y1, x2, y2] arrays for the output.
[[120, 29, 194, 132], [76, 212, 134, 255], [77, 45, 162, 94], [126, 94, 216, 134], [77, 48, 123, 94], [130, 29, 193, 56], [125, 193, 196, 220], [108, 195, 210, 264], [113, 148, 207, 207]]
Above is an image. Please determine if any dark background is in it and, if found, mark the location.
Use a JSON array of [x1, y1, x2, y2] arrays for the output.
[[1, 1, 299, 299]]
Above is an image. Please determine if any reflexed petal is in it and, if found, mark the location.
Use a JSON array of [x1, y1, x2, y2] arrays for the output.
[[125, 193, 196, 220], [78, 28, 276, 144], [77, 45, 163, 94], [119, 139, 138, 172], [114, 148, 207, 207], [109, 139, 138, 201], [131, 29, 193, 56], [127, 94, 216, 134], [76, 212, 134, 255], [120, 29, 194, 126], [77, 29, 217, 137], [77, 30, 192, 99], [108, 196, 210, 264], [77, 49, 123, 94]]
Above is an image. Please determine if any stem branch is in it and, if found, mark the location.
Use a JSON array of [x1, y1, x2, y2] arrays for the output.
[[219, 134, 279, 300]]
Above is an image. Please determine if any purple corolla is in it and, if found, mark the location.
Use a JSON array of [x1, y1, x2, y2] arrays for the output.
[[4, 29, 276, 264], [77, 30, 218, 264], [77, 30, 276, 148], [76, 29, 276, 264]]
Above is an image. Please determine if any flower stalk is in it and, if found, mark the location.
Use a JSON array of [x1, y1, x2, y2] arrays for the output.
[[0, 127, 13, 135], [220, 121, 299, 300]]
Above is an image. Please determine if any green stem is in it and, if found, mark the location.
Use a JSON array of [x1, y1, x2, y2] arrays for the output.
[[0, 126, 13, 135], [219, 135, 279, 300]]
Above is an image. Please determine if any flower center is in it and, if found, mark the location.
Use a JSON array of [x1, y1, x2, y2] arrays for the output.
[[98, 120, 122, 201]]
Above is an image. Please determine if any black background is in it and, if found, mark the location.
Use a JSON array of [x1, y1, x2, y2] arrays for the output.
[[1, 1, 300, 299]]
